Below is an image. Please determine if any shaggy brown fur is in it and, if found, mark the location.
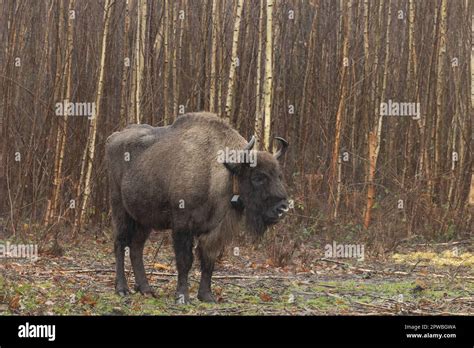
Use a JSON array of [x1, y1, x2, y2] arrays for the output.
[[106, 112, 288, 303]]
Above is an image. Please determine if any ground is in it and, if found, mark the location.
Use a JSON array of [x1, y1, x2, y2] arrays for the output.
[[0, 233, 473, 315]]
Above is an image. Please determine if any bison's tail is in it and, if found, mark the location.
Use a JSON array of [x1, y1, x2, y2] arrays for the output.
[[110, 188, 136, 247]]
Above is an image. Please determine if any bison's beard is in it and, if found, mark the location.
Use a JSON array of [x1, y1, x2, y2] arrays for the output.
[[244, 201, 268, 237], [245, 212, 266, 236]]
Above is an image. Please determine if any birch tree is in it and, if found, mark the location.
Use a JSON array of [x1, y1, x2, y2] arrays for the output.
[[209, 0, 218, 113], [434, 0, 447, 201], [163, 0, 170, 124], [119, 0, 131, 127], [254, 0, 264, 149], [262, 0, 273, 150], [135, 0, 147, 124], [329, 0, 351, 214], [469, 7, 474, 205], [172, 2, 183, 117], [363, 0, 391, 229], [49, 0, 76, 224], [224, 0, 244, 123], [75, 0, 112, 232], [44, 0, 66, 225]]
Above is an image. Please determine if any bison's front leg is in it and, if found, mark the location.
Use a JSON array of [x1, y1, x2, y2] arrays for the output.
[[172, 230, 194, 304], [196, 228, 224, 303], [196, 244, 217, 303]]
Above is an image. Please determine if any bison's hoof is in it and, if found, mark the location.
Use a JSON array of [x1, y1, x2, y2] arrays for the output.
[[175, 293, 190, 305], [116, 287, 131, 297], [197, 292, 217, 303], [134, 284, 156, 297]]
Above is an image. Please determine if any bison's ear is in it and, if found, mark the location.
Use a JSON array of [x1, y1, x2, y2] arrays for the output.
[[224, 161, 243, 175], [223, 135, 256, 175]]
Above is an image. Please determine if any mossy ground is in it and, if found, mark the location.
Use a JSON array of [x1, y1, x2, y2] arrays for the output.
[[0, 235, 472, 315]]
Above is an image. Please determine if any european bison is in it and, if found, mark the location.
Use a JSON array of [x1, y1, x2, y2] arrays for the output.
[[105, 112, 289, 303]]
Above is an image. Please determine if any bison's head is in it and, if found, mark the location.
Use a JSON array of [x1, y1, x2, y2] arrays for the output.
[[224, 137, 289, 236]]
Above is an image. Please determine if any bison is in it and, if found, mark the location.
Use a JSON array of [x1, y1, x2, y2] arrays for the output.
[[105, 112, 289, 303]]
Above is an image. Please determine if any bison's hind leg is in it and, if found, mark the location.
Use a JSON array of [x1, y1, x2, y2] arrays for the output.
[[130, 225, 155, 297], [112, 207, 135, 296]]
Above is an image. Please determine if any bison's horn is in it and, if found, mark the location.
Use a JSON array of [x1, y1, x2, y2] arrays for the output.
[[244, 135, 256, 151], [274, 137, 289, 160], [224, 135, 256, 174]]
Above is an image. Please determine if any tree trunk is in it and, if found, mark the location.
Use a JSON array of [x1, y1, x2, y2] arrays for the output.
[[224, 0, 244, 123], [44, 0, 67, 226], [163, 0, 170, 124], [434, 0, 447, 203], [119, 0, 131, 127], [75, 0, 112, 233], [135, 0, 147, 124], [254, 0, 264, 149], [363, 0, 391, 229], [50, 0, 76, 224], [172, 2, 183, 117], [262, 0, 273, 150], [209, 0, 218, 113], [299, 2, 320, 172], [329, 0, 351, 211]]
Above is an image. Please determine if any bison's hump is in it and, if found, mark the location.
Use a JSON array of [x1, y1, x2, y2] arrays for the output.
[[106, 124, 160, 147], [172, 112, 234, 132], [124, 123, 154, 130]]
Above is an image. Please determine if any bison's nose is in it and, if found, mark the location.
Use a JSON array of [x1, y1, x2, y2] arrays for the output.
[[274, 200, 289, 218]]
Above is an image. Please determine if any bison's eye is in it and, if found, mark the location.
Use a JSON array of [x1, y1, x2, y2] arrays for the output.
[[251, 173, 267, 186]]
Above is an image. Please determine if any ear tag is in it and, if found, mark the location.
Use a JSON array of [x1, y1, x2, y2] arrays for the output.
[[231, 195, 244, 211]]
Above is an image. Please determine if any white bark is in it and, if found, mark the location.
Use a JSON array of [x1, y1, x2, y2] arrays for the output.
[[262, 0, 273, 150], [224, 0, 244, 123], [76, 0, 112, 231], [254, 0, 264, 150]]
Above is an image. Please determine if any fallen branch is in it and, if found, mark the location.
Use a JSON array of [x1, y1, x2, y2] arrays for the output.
[[324, 291, 394, 314], [412, 240, 472, 247], [317, 258, 474, 280], [60, 268, 297, 280], [196, 274, 296, 280]]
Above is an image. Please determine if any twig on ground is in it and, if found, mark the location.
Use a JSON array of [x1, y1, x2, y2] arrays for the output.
[[317, 258, 474, 280], [412, 240, 472, 247], [60, 268, 298, 280]]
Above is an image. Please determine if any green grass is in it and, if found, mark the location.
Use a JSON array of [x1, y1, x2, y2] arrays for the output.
[[0, 270, 472, 315]]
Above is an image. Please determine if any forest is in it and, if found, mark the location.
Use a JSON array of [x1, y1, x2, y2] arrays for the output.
[[0, 0, 473, 315]]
